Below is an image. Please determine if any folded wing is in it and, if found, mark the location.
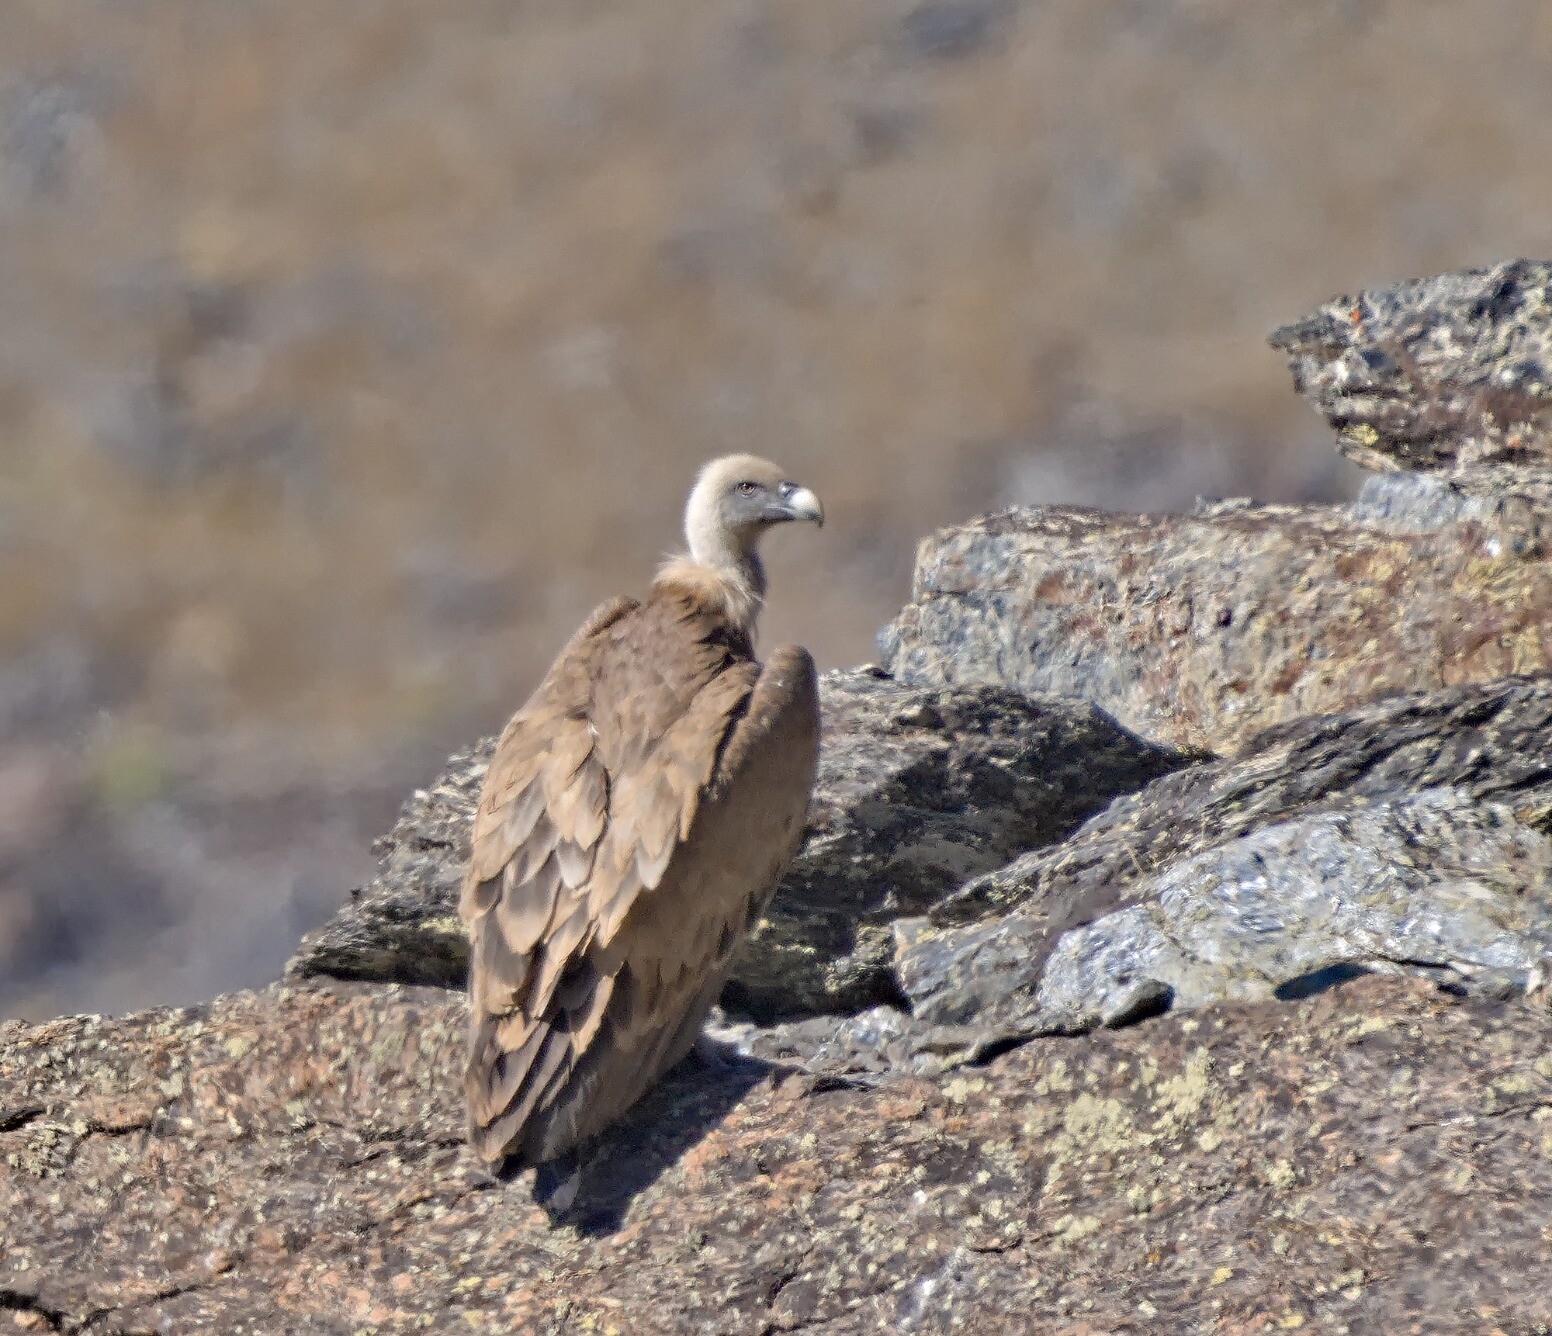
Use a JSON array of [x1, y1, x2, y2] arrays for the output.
[[461, 592, 819, 1168]]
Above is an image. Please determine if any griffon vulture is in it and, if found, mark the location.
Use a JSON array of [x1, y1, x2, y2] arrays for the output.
[[461, 454, 823, 1193]]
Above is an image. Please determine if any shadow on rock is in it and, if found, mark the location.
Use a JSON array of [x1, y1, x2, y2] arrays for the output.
[[515, 1044, 777, 1236]]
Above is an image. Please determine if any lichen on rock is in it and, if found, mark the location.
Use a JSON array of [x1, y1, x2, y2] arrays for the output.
[[880, 474, 1552, 752]]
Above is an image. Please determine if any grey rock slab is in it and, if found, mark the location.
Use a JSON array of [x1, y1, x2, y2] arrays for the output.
[[880, 473, 1552, 751], [1269, 258, 1552, 471], [1346, 464, 1552, 535], [888, 675, 1552, 1067], [1039, 788, 1552, 1021], [287, 666, 1187, 1020], [936, 673, 1552, 930], [900, 790, 1552, 1065]]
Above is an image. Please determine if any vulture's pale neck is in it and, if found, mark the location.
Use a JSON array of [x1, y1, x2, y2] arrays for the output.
[[656, 504, 766, 640]]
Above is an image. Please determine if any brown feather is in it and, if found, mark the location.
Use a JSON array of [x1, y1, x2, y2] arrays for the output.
[[494, 855, 561, 957], [497, 779, 547, 854], [467, 1017, 544, 1126]]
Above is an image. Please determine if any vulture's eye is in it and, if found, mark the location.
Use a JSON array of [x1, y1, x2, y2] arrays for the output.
[[737, 480, 758, 495]]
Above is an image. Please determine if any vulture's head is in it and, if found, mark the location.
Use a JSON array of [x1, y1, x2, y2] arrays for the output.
[[684, 454, 824, 575]]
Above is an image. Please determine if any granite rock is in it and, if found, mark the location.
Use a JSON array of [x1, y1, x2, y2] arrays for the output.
[[1270, 259, 1552, 472], [935, 673, 1552, 927], [5, 976, 1552, 1332], [902, 789, 1552, 1060], [890, 676, 1552, 1065]]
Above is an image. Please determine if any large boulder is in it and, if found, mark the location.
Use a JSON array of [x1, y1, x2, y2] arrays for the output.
[[1270, 259, 1552, 472], [894, 675, 1552, 1063], [286, 666, 1187, 1018], [880, 470, 1552, 751], [4, 975, 1552, 1332]]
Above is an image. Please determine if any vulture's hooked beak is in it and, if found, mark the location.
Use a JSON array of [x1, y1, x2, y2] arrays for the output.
[[774, 484, 824, 528]]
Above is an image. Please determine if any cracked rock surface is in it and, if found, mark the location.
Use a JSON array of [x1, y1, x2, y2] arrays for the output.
[[902, 789, 1552, 1060], [933, 673, 1552, 931], [882, 676, 1552, 1064], [5, 977, 1552, 1333]]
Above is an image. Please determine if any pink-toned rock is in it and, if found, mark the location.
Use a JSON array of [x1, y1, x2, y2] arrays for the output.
[[4, 976, 1552, 1332]]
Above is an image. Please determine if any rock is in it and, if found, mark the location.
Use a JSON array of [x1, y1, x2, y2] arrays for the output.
[[1346, 462, 1552, 533], [5, 975, 1552, 1331], [940, 673, 1552, 924], [723, 667, 1187, 1019], [284, 742, 489, 989], [1037, 788, 1552, 1009], [880, 475, 1552, 751], [905, 789, 1552, 1052], [895, 676, 1552, 1060], [1270, 258, 1552, 471], [287, 667, 1188, 1019]]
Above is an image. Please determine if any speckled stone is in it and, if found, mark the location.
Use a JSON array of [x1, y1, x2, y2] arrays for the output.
[[932, 673, 1552, 931], [1270, 259, 1552, 472], [880, 474, 1552, 751], [901, 788, 1552, 1058], [5, 977, 1552, 1332]]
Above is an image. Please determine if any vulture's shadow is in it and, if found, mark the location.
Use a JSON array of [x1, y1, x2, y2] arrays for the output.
[[508, 1041, 779, 1236]]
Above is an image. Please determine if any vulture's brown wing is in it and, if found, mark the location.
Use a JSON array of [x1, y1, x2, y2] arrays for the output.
[[459, 594, 636, 992], [462, 599, 819, 1168]]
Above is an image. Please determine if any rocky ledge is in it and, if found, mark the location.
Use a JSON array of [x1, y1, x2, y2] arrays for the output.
[[879, 464, 1552, 752], [1269, 258, 1552, 472], [5, 976, 1552, 1333], [7, 261, 1552, 1332]]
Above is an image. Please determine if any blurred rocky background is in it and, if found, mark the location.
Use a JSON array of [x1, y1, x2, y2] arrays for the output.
[[3, 0, 1551, 1018]]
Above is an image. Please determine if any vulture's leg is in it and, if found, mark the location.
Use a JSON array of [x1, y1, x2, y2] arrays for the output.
[[532, 1151, 584, 1215]]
